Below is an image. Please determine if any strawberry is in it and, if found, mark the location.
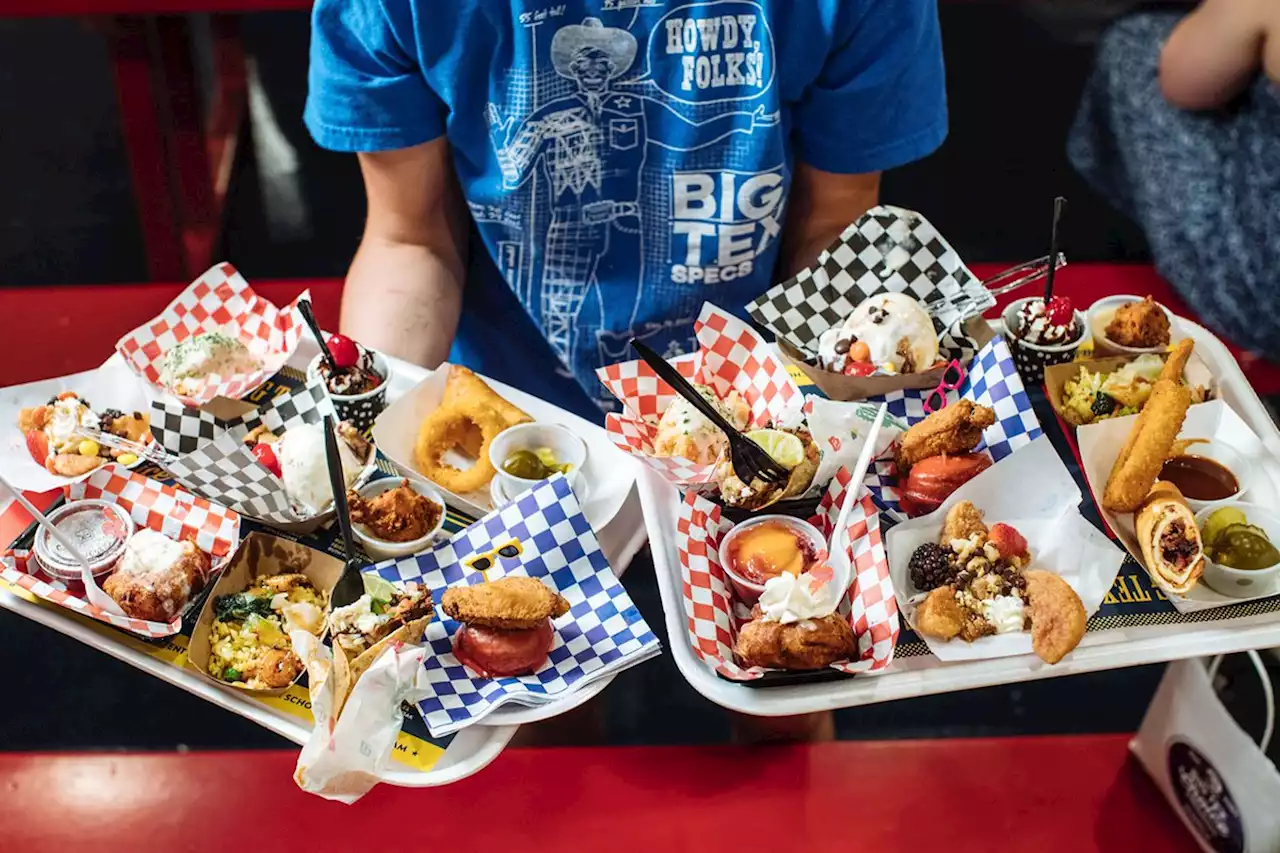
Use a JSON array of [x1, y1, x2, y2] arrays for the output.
[[988, 523, 1028, 561], [24, 430, 48, 466], [844, 360, 876, 377], [1044, 295, 1075, 328], [251, 442, 282, 478], [326, 334, 360, 370]]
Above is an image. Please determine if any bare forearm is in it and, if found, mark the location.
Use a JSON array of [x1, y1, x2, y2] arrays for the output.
[[1161, 0, 1268, 109], [340, 236, 464, 369], [780, 167, 880, 278]]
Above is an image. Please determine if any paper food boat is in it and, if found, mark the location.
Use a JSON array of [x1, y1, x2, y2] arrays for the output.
[[0, 465, 241, 638], [1078, 399, 1280, 613], [746, 206, 997, 401], [885, 437, 1125, 662], [1044, 351, 1217, 429], [187, 531, 345, 695], [115, 263, 306, 407], [151, 380, 378, 533]]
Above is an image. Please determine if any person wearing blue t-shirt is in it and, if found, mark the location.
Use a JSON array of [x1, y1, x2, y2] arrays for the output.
[[306, 2, 947, 421]]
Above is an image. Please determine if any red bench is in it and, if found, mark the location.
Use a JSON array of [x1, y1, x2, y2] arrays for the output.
[[0, 736, 1200, 852]]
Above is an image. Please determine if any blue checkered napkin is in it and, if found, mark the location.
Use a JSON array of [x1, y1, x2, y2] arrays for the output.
[[372, 474, 660, 738], [862, 336, 1043, 519]]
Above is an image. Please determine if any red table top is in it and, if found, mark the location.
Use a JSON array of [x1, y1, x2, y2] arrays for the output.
[[2, 264, 1277, 394], [0, 737, 1199, 852]]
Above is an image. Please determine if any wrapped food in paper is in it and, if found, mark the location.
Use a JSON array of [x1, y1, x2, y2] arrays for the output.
[[291, 630, 434, 804]]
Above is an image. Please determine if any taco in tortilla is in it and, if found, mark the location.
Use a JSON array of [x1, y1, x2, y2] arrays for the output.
[[328, 580, 434, 718]]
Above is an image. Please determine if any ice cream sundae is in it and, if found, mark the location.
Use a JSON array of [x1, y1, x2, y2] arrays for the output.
[[315, 334, 384, 396], [1013, 296, 1082, 347], [816, 292, 940, 377]]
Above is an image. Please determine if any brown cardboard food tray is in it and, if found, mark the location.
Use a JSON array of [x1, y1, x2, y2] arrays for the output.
[[776, 315, 995, 402], [186, 531, 345, 695], [1045, 350, 1216, 428]]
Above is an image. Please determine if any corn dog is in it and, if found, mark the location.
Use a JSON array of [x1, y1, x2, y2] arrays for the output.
[[1102, 378, 1192, 512]]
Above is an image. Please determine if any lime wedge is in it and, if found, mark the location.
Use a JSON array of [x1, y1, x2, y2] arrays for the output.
[[746, 429, 804, 470], [361, 573, 400, 604]]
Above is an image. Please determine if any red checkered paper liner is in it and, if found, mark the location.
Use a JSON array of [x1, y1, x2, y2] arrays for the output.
[[676, 466, 899, 681], [597, 302, 803, 485], [0, 465, 241, 637], [115, 262, 307, 406]]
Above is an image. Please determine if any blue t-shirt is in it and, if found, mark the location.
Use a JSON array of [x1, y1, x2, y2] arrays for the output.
[[306, 1, 947, 419]]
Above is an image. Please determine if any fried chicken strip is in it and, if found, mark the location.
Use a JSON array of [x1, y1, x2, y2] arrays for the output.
[[895, 400, 996, 470], [1102, 378, 1191, 513], [441, 576, 569, 630], [1160, 339, 1194, 383]]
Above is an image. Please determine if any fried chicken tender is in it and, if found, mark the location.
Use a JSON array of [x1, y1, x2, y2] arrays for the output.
[[1102, 378, 1192, 513], [915, 586, 965, 641], [734, 609, 855, 670], [1160, 339, 1194, 383], [941, 500, 988, 544], [348, 480, 441, 542], [1023, 569, 1087, 664], [1106, 296, 1170, 349], [895, 400, 996, 470], [441, 576, 569, 630]]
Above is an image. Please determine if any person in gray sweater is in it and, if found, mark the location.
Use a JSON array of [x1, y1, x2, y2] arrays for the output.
[[1067, 0, 1280, 358]]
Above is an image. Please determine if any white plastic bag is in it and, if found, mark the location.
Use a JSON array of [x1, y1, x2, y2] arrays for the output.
[[1131, 654, 1279, 853]]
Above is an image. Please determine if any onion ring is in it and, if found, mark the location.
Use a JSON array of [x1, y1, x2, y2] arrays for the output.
[[413, 403, 507, 493]]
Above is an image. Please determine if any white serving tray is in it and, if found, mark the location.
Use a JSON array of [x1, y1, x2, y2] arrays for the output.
[[0, 339, 649, 784], [642, 318, 1280, 716]]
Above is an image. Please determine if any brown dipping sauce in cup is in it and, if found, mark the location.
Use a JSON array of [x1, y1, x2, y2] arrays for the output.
[[1158, 455, 1239, 502]]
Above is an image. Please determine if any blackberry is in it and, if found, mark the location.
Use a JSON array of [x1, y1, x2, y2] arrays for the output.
[[99, 408, 125, 427], [1091, 392, 1116, 417], [909, 543, 955, 591]]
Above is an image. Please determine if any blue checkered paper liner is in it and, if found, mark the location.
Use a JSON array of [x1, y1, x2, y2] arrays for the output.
[[371, 474, 660, 737], [862, 336, 1042, 520]]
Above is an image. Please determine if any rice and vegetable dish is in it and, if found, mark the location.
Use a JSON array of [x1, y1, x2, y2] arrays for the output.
[[209, 573, 325, 689]]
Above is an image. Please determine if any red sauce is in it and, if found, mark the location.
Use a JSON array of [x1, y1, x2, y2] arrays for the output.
[[1158, 455, 1239, 502]]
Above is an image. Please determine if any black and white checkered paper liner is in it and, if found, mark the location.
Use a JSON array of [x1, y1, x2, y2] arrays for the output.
[[746, 206, 995, 368], [863, 336, 1043, 520], [154, 380, 354, 523], [371, 474, 660, 737]]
